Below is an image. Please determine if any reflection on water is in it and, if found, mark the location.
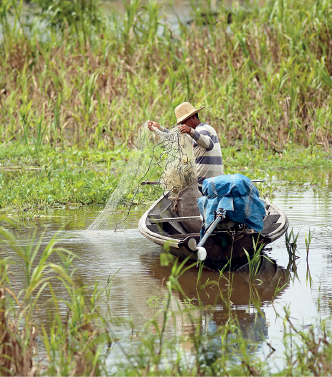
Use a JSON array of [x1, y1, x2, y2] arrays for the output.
[[1, 168, 332, 368], [139, 250, 289, 356], [140, 250, 289, 322]]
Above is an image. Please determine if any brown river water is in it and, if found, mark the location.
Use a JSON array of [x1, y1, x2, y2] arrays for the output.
[[2, 167, 332, 370]]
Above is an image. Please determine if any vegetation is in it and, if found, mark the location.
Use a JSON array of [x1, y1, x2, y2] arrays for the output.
[[0, 220, 111, 375], [1, 0, 332, 149], [1, 0, 332, 374], [0, 0, 331, 217], [0, 226, 332, 375], [0, 144, 331, 219], [0, 0, 332, 215]]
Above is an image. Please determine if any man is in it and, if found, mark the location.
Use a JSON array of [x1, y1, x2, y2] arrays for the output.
[[148, 102, 223, 192]]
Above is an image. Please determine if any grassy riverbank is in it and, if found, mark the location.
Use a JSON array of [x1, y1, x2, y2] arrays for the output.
[[0, 143, 331, 220], [1, 0, 332, 149], [1, 0, 332, 217]]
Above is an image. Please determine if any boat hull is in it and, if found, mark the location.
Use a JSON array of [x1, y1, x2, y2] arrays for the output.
[[138, 192, 288, 270]]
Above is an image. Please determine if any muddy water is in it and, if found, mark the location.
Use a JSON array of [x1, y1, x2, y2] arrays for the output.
[[101, 0, 245, 34], [102, 0, 231, 20], [1, 169, 332, 370]]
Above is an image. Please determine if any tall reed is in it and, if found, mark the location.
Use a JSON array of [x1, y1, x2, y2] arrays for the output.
[[0, 0, 332, 151]]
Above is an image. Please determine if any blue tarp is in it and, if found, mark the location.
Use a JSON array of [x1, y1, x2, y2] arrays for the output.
[[197, 174, 266, 236]]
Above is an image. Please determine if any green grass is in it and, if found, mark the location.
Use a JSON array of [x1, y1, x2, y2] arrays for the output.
[[1, 0, 332, 150], [0, 143, 329, 220], [0, 143, 331, 219], [0, 0, 332, 218]]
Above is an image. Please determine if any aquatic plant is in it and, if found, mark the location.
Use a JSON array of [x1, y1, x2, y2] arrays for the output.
[[285, 227, 300, 272], [1, 216, 332, 375], [31, 0, 101, 30], [0, 142, 331, 219], [0, 0, 332, 218], [0, 220, 111, 375], [243, 237, 268, 282], [305, 228, 313, 262], [280, 306, 332, 376]]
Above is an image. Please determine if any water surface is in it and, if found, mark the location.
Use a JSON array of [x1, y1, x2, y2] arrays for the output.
[[1, 168, 332, 371]]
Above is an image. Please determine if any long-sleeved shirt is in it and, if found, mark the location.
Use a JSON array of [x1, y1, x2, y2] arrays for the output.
[[160, 122, 224, 187]]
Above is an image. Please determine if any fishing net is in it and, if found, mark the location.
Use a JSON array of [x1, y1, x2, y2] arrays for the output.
[[154, 126, 197, 193], [88, 122, 197, 231]]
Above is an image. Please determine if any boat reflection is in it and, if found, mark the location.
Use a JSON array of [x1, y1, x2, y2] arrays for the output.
[[140, 251, 290, 341]]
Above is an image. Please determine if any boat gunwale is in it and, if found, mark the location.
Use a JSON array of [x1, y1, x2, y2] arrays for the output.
[[138, 195, 289, 247]]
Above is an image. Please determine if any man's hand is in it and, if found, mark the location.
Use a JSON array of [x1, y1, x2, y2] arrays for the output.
[[147, 121, 161, 131], [178, 124, 192, 134]]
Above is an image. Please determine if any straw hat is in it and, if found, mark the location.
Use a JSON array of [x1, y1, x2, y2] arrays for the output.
[[175, 102, 205, 125]]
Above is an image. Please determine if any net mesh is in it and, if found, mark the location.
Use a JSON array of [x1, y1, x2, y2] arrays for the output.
[[155, 126, 197, 194], [88, 122, 197, 231]]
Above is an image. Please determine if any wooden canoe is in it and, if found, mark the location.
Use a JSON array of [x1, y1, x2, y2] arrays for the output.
[[138, 191, 289, 270]]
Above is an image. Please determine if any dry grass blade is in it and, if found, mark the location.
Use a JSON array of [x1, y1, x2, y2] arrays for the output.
[[0, 0, 332, 149], [0, 287, 37, 376]]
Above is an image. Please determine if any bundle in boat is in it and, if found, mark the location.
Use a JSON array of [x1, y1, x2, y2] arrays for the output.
[[197, 174, 266, 238]]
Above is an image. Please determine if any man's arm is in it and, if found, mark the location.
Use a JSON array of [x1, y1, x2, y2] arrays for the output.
[[148, 121, 170, 133], [190, 128, 214, 151], [178, 125, 214, 151]]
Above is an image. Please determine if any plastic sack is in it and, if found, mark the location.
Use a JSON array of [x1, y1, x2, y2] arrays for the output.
[[197, 174, 266, 235]]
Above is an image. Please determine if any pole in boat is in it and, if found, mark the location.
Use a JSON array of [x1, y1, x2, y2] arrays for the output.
[[183, 209, 226, 261]]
